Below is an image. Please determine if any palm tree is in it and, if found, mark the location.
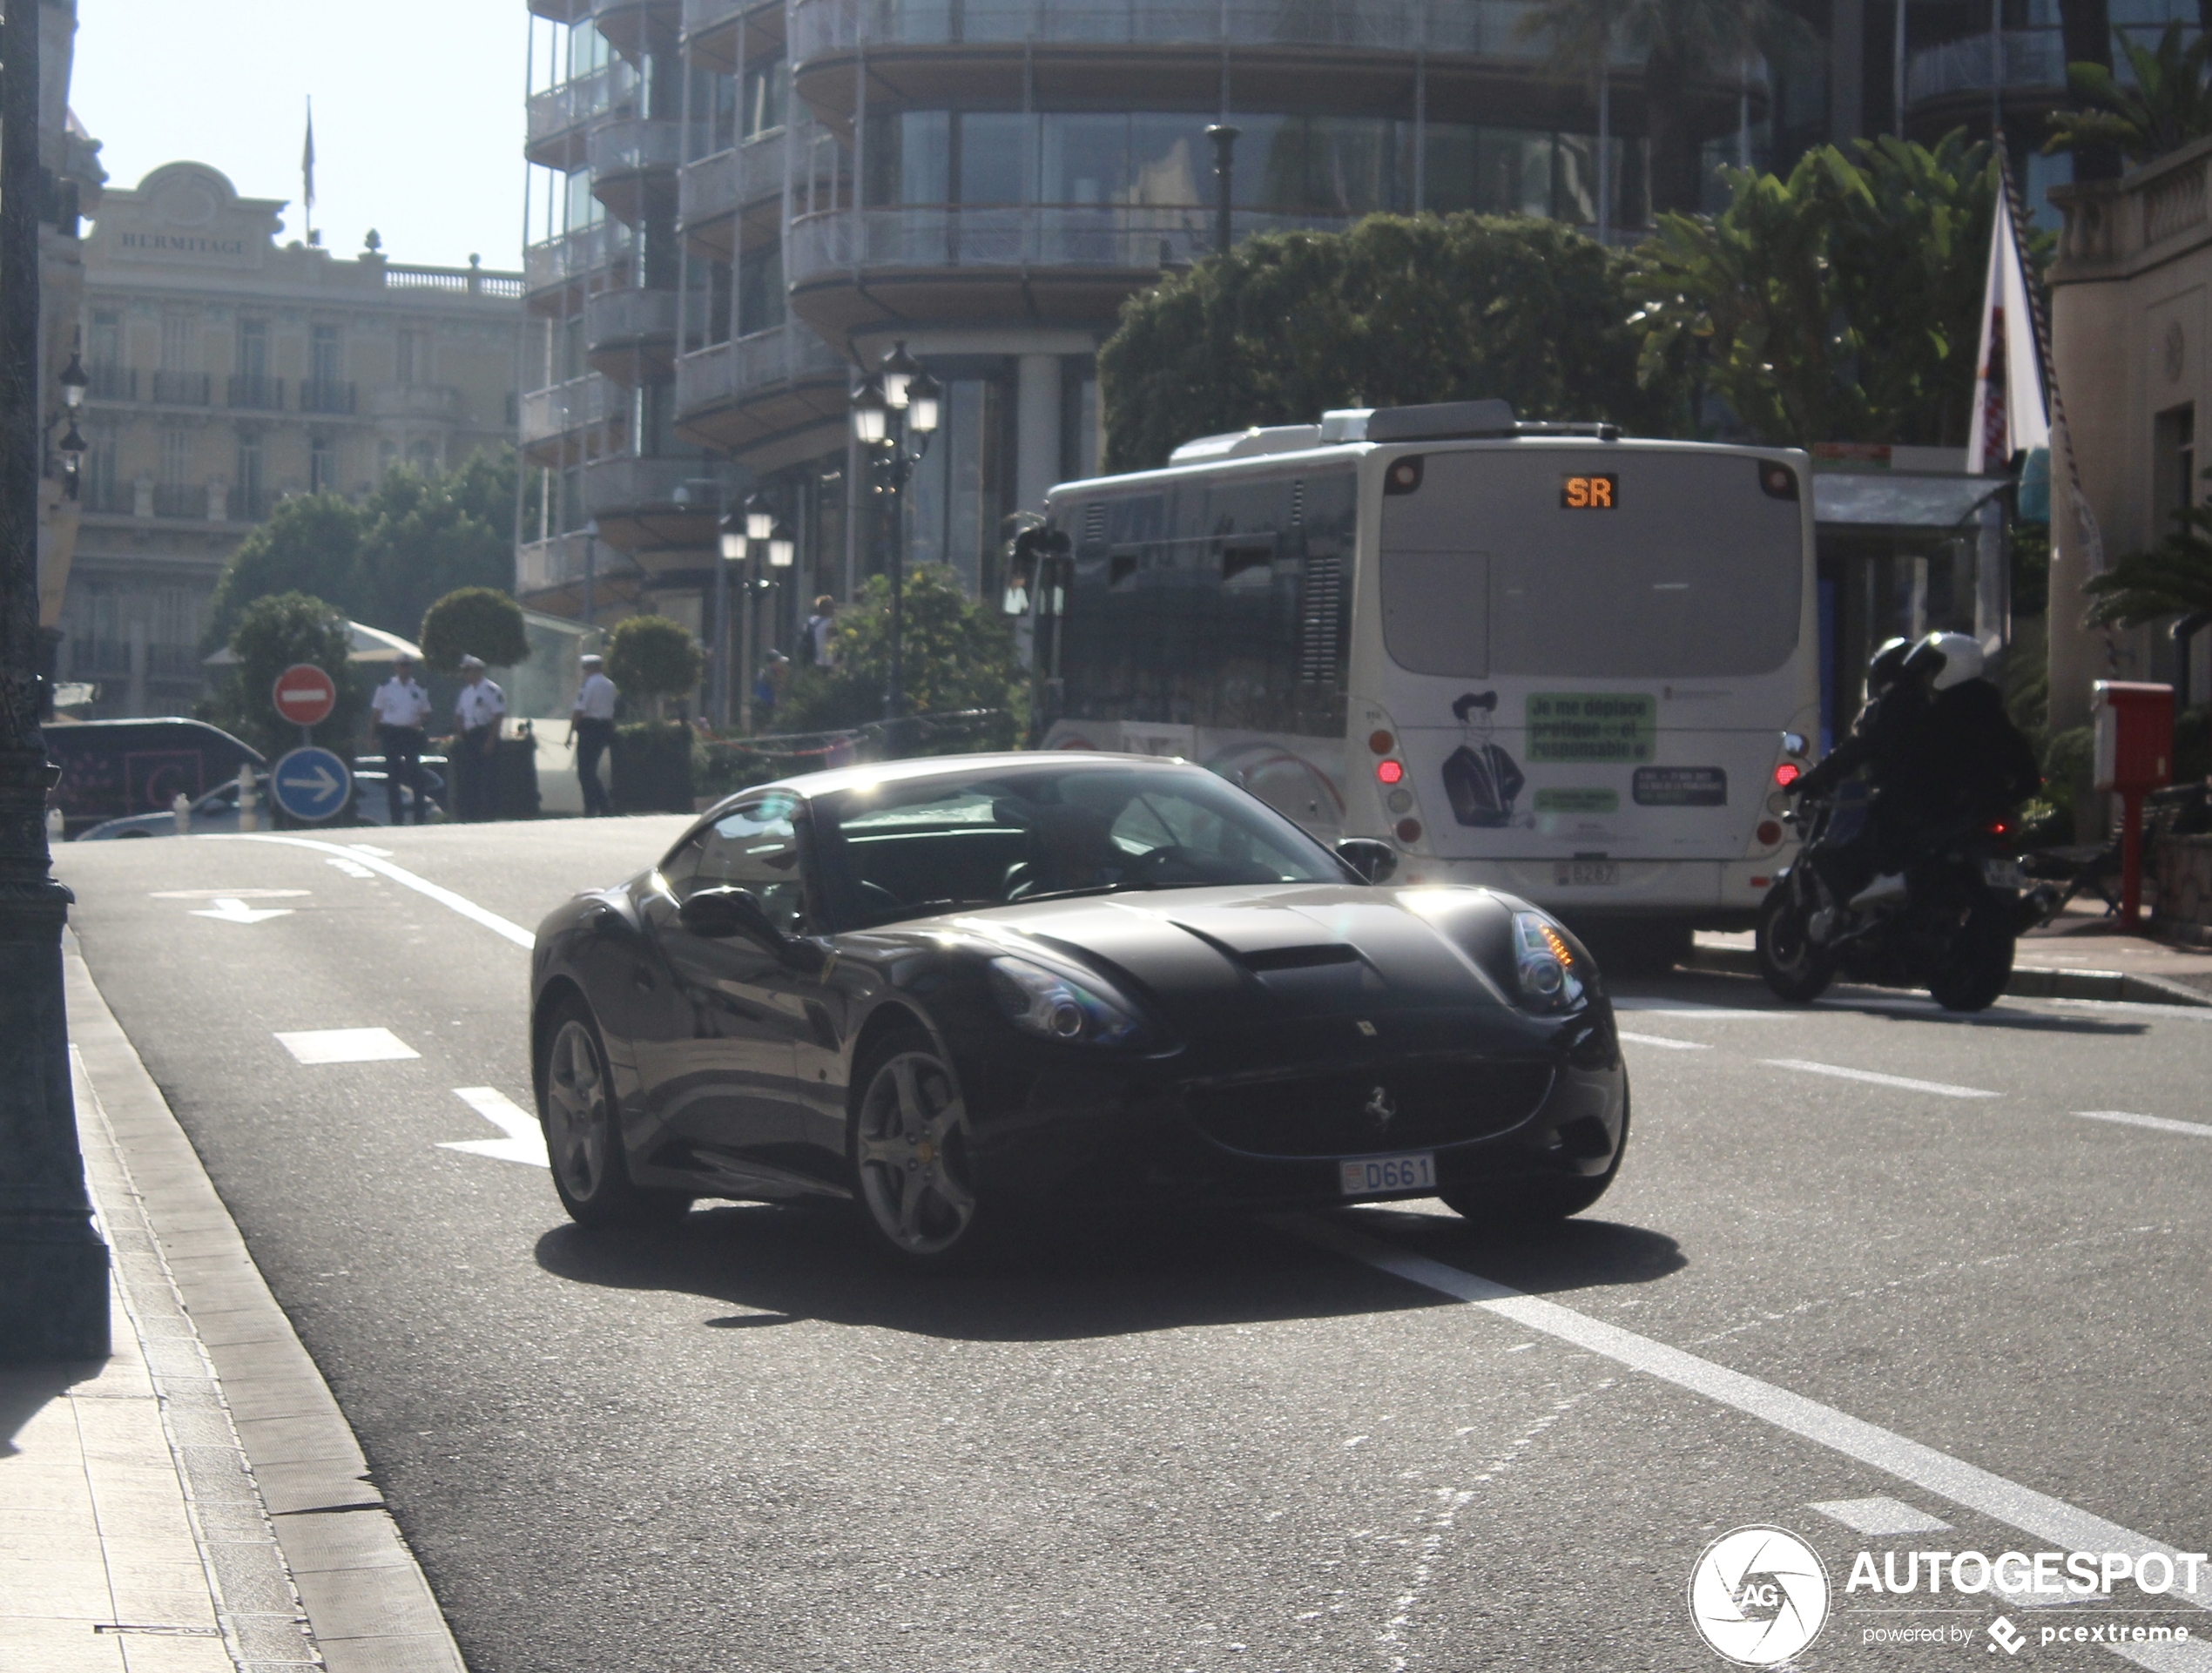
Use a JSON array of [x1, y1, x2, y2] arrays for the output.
[[2044, 22, 2212, 167], [2085, 501, 2212, 629], [1519, 0, 1804, 216]]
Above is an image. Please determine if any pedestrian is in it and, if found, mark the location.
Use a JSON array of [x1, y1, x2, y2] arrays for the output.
[[802, 596, 838, 668], [752, 649, 789, 724], [569, 652, 617, 818], [452, 654, 507, 822], [367, 652, 433, 825]]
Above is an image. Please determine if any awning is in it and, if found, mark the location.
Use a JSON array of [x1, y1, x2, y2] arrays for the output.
[[203, 620, 428, 668], [1812, 473, 2006, 531]]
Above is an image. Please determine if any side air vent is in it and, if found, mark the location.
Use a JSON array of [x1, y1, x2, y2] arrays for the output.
[[1082, 502, 1107, 544], [1290, 478, 1305, 527], [1241, 944, 1360, 972], [1298, 556, 1343, 685]]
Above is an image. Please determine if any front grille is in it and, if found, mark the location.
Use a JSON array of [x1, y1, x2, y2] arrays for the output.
[[1187, 1058, 1554, 1159]]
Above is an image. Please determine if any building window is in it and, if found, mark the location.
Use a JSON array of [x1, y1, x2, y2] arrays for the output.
[[737, 245, 785, 336], [397, 327, 429, 387], [2155, 404, 2195, 536], [160, 428, 192, 486], [83, 426, 117, 510], [234, 430, 265, 520], [237, 317, 268, 381], [310, 434, 337, 495], [741, 57, 787, 142], [89, 309, 123, 369], [310, 325, 342, 387], [159, 311, 193, 371]]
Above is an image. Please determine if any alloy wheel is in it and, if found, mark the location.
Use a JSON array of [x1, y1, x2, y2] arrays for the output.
[[855, 1050, 976, 1256], [545, 1019, 609, 1205]]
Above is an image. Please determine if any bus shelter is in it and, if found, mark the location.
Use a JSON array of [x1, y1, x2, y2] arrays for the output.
[[1811, 469, 2009, 752]]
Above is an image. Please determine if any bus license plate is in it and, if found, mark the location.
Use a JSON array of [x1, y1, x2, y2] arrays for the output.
[[1559, 860, 1619, 887], [1339, 1152, 1437, 1196]]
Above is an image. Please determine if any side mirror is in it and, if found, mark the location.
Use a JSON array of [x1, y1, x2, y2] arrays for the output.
[[679, 886, 783, 946], [1336, 839, 1398, 885]]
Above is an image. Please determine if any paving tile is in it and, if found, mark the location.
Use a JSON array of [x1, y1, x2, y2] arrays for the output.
[[0, 1555, 118, 1619], [0, 1613, 127, 1670], [106, 1629, 234, 1673]]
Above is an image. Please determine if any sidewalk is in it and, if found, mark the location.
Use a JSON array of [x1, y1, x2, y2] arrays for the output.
[[0, 936, 467, 1672]]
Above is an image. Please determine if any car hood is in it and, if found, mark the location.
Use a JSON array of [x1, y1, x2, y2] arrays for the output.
[[910, 883, 1548, 1035]]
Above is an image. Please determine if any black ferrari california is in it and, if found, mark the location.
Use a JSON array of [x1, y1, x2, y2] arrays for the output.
[[529, 752, 1629, 1262]]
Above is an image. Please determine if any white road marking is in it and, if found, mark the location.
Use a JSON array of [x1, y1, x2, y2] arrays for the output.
[[347, 844, 395, 857], [188, 897, 293, 925], [1615, 1031, 1712, 1050], [150, 888, 309, 901], [1806, 1495, 1952, 1535], [2050, 997, 2212, 1023], [1764, 1059, 2000, 1099], [440, 1087, 549, 1169], [326, 857, 376, 879], [1291, 1217, 2212, 1643], [275, 1028, 419, 1065], [1613, 998, 1778, 1017], [216, 834, 535, 948], [2075, 1110, 2212, 1140]]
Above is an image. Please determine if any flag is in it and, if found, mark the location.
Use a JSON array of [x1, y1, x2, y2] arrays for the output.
[[1966, 186, 2050, 475], [301, 98, 316, 216]]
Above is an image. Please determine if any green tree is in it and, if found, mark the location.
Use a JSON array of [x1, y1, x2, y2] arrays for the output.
[[197, 592, 363, 759], [2045, 23, 2212, 167], [779, 565, 1023, 740], [201, 449, 526, 651], [2084, 501, 2212, 627], [1101, 212, 1683, 473], [605, 615, 705, 718], [420, 586, 530, 671], [1628, 132, 2021, 448], [202, 494, 363, 654]]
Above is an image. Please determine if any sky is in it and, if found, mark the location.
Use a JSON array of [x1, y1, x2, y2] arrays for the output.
[[70, 0, 533, 273]]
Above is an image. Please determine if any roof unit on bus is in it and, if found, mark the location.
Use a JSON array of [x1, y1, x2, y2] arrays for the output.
[[1167, 425, 1328, 465], [1318, 401, 1622, 445]]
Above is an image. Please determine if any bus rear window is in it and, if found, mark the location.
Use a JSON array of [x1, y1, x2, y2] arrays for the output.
[[1380, 450, 1802, 679]]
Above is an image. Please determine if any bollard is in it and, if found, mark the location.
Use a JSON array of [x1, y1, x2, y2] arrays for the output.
[[237, 764, 258, 833], [172, 791, 191, 835]]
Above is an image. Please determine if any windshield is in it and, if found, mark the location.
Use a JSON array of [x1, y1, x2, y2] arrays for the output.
[[808, 762, 1345, 928], [1379, 449, 1804, 679]]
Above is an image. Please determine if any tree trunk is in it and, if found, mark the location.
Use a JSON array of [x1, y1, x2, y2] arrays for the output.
[[1645, 45, 1705, 215], [2059, 0, 2120, 181]]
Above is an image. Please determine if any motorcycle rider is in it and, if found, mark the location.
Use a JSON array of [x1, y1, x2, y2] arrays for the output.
[[1797, 632, 2039, 904]]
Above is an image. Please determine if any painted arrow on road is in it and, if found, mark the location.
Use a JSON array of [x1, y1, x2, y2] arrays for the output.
[[190, 896, 294, 925], [440, 1087, 549, 1169]]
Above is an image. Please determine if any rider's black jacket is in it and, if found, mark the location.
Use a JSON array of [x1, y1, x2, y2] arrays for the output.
[[1801, 678, 2039, 825]]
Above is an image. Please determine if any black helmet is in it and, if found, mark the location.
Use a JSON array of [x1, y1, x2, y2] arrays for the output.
[[1866, 637, 1912, 692]]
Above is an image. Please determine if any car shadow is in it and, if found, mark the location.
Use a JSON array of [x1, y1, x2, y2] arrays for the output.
[[0, 1361, 105, 1460], [533, 1199, 1685, 1343]]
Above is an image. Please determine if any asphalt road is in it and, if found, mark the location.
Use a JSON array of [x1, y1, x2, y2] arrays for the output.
[[55, 820, 2212, 1672]]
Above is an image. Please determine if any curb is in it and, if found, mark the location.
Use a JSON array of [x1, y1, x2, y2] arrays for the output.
[[1683, 942, 2212, 1008], [64, 933, 471, 1673]]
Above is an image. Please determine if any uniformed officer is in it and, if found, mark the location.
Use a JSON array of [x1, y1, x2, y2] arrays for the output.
[[567, 653, 617, 817], [368, 652, 434, 825], [452, 655, 508, 822]]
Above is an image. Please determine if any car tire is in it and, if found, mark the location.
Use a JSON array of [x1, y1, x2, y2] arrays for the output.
[[848, 1027, 988, 1266], [537, 996, 691, 1228], [1440, 1089, 1629, 1230]]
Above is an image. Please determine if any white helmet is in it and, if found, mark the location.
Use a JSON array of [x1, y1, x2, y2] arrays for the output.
[[1919, 631, 1985, 691]]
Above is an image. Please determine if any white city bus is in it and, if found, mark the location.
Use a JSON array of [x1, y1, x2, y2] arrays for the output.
[[1025, 400, 1820, 964]]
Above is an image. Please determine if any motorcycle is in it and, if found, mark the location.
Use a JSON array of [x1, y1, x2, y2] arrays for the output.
[[1756, 779, 2031, 1012]]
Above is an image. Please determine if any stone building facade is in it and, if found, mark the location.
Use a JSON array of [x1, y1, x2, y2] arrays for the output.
[[59, 163, 523, 718]]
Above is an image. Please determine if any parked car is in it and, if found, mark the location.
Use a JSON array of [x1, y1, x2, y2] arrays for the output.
[[45, 718, 265, 840], [78, 762, 447, 839]]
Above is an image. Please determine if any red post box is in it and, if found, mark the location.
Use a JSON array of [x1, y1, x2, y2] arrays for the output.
[[2091, 680, 2175, 928]]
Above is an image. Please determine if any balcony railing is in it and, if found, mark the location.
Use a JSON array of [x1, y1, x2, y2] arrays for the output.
[[226, 485, 272, 522], [585, 286, 681, 352], [368, 384, 462, 421], [149, 370, 212, 406], [227, 374, 285, 411], [584, 455, 735, 516], [682, 0, 756, 33], [786, 204, 1347, 285], [517, 531, 599, 593], [520, 376, 619, 444], [790, 0, 1628, 62], [300, 379, 358, 415], [86, 363, 135, 401], [384, 262, 527, 300], [527, 62, 637, 155], [525, 219, 637, 294], [1905, 24, 2193, 104], [680, 132, 791, 233], [676, 323, 849, 414], [151, 482, 207, 519], [589, 118, 685, 179]]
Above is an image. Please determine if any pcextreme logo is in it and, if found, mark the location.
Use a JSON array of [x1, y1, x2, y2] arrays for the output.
[[1688, 1526, 1831, 1665]]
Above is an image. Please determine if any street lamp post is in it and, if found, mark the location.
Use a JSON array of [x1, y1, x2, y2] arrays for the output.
[[851, 342, 941, 723], [731, 492, 774, 732], [717, 506, 745, 728], [0, 0, 109, 1364], [1205, 125, 1240, 257]]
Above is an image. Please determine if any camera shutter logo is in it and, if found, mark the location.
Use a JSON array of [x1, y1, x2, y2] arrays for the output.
[[1687, 1526, 1831, 1665]]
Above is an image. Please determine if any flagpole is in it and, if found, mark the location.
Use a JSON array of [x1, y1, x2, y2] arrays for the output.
[[302, 98, 316, 247]]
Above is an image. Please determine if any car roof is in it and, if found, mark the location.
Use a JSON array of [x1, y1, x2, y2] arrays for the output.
[[732, 751, 1198, 804]]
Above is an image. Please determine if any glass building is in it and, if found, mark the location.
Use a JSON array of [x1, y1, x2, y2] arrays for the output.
[[516, 0, 1760, 675]]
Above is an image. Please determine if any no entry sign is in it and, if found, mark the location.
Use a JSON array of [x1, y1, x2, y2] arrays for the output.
[[273, 663, 337, 728]]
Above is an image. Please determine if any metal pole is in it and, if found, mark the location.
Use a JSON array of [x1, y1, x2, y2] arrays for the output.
[[1206, 125, 1238, 257], [887, 446, 907, 720], [1989, 0, 2002, 148], [0, 0, 110, 1365], [1893, 0, 1907, 137], [738, 550, 757, 734], [1596, 55, 1611, 246], [711, 510, 730, 726]]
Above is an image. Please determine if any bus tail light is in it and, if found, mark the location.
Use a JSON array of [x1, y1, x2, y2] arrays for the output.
[[1368, 730, 1394, 754], [1395, 818, 1422, 845], [1377, 759, 1405, 785], [1755, 820, 1783, 847], [1773, 762, 1801, 787]]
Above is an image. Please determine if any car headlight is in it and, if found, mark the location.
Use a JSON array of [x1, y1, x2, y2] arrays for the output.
[[987, 955, 1142, 1046], [1512, 912, 1588, 1015]]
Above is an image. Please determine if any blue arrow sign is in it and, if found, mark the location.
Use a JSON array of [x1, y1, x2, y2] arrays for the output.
[[271, 746, 353, 823]]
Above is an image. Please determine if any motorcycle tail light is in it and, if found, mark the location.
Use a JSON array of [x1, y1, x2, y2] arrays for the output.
[[1987, 818, 2010, 836], [1773, 762, 1802, 787]]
